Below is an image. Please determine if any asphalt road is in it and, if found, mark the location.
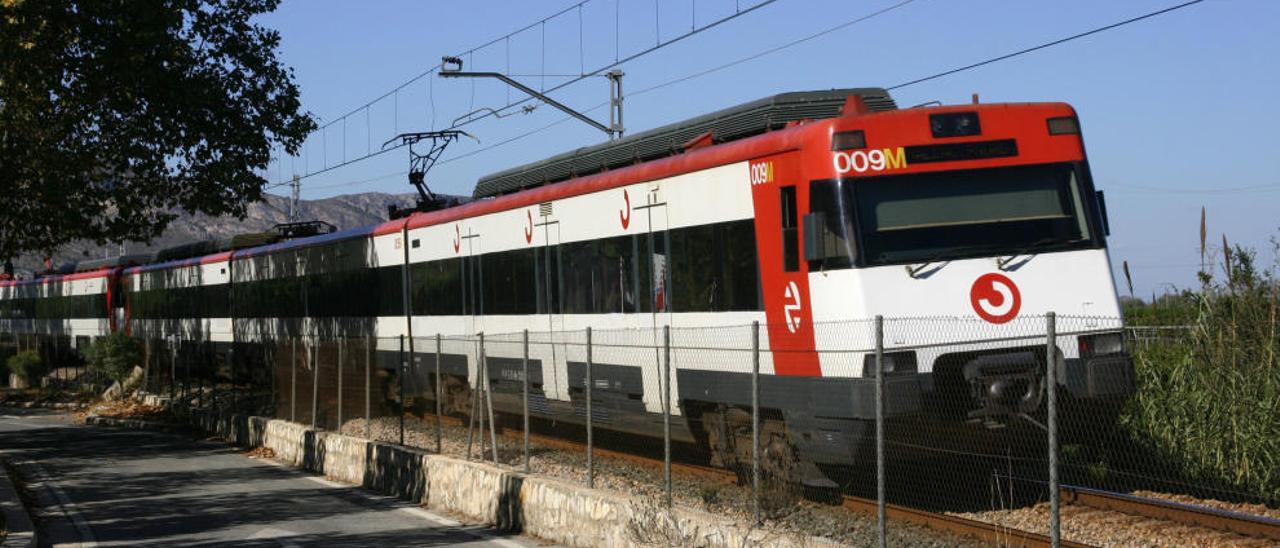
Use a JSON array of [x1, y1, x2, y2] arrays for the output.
[[0, 408, 541, 547]]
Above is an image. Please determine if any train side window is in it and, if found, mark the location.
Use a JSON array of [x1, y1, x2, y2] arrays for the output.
[[780, 186, 799, 272]]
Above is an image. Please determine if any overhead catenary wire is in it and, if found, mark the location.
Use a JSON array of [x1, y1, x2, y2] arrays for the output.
[[281, 0, 1207, 195], [432, 0, 918, 169], [317, 1, 594, 132], [273, 0, 783, 189], [445, 0, 782, 132], [439, 0, 1209, 173], [887, 0, 1206, 90], [1107, 181, 1280, 194], [629, 0, 919, 97]]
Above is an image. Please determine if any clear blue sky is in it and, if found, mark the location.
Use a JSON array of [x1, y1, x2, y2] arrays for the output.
[[257, 0, 1280, 298]]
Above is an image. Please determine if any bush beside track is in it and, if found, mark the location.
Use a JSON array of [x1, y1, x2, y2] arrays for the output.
[[1105, 241, 1279, 507]]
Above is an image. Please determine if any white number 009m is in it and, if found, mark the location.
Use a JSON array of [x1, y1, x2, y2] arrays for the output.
[[832, 147, 907, 174]]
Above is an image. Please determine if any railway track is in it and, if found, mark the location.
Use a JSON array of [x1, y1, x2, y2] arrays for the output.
[[393, 413, 1280, 546], [1061, 484, 1280, 542], [437, 413, 1081, 547]]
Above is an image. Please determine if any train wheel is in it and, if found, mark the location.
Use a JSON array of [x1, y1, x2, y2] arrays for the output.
[[701, 409, 736, 470], [442, 375, 471, 417], [759, 420, 799, 485]]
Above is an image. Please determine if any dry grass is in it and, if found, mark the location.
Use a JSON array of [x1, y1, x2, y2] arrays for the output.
[[87, 400, 168, 421], [242, 446, 276, 460]]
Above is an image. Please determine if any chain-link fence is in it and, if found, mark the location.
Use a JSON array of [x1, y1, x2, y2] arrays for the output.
[[7, 313, 1277, 545], [0, 331, 115, 394]]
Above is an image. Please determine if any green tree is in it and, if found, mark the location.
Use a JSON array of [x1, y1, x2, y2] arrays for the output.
[[84, 332, 142, 385], [0, 0, 315, 259]]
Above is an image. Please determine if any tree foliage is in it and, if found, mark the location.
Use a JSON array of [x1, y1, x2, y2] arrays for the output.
[[0, 0, 315, 258]]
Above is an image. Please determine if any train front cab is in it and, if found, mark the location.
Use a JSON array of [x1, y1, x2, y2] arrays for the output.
[[772, 100, 1137, 480]]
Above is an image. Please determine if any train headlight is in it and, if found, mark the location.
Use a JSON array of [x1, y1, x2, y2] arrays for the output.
[[831, 130, 867, 151], [1078, 333, 1125, 358], [929, 112, 981, 138], [1047, 116, 1080, 135], [862, 351, 918, 377]]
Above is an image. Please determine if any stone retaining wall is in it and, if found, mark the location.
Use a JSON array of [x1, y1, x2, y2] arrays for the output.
[[96, 411, 836, 548], [262, 419, 312, 469], [321, 432, 366, 486]]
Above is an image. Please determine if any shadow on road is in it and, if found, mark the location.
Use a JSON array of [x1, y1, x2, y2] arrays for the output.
[[0, 411, 525, 547]]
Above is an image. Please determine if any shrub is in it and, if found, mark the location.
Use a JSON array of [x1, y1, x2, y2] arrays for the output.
[[1121, 242, 1280, 505], [6, 350, 43, 385], [83, 332, 142, 385]]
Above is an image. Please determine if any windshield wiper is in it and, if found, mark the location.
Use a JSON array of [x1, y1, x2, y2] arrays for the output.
[[997, 238, 1085, 270], [905, 254, 955, 278]]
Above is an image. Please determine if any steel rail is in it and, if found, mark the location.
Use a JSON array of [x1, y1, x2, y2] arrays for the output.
[[423, 412, 1084, 547], [841, 496, 1091, 548], [1062, 485, 1280, 542]]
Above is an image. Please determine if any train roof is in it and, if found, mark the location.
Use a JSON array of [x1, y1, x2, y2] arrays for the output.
[[472, 88, 896, 199], [17, 89, 899, 278], [230, 224, 378, 261], [0, 268, 113, 288]]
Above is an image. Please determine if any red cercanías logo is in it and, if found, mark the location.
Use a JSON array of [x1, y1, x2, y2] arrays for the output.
[[524, 210, 533, 243], [970, 273, 1021, 324], [619, 189, 632, 229]]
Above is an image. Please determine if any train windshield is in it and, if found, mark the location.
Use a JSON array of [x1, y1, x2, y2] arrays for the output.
[[809, 163, 1096, 268]]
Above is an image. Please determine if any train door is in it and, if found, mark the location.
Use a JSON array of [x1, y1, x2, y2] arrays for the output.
[[630, 184, 673, 419], [451, 223, 481, 336], [638, 185, 671, 331], [108, 269, 124, 334], [532, 202, 565, 401], [457, 223, 483, 384], [749, 153, 820, 376]]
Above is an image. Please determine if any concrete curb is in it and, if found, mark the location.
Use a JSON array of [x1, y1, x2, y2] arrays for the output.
[[84, 414, 184, 433], [0, 458, 37, 548], [0, 402, 89, 411]]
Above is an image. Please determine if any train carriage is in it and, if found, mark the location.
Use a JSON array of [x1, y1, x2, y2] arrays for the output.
[[2, 88, 1135, 486], [0, 269, 116, 363]]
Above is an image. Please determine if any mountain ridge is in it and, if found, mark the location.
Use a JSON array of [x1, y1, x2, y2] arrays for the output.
[[11, 192, 416, 277]]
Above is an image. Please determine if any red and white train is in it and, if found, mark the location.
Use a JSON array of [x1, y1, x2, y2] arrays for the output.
[[0, 89, 1134, 484]]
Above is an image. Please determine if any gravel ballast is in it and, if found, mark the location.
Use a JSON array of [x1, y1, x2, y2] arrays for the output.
[[342, 414, 977, 547]]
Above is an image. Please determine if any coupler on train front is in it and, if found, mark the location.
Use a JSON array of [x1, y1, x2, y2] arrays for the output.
[[713, 339, 1136, 496]]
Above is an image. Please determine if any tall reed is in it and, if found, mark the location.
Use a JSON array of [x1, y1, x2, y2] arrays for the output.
[[1122, 240, 1280, 504]]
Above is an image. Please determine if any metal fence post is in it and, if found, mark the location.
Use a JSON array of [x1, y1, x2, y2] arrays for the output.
[[466, 335, 479, 460], [408, 332, 417, 440], [752, 321, 761, 524], [208, 342, 216, 415], [1046, 312, 1060, 548], [269, 337, 277, 416], [144, 338, 152, 395], [183, 340, 191, 414], [311, 337, 318, 429], [482, 332, 498, 464], [337, 337, 345, 431], [436, 333, 443, 454], [229, 345, 237, 414], [522, 329, 530, 473], [586, 327, 594, 489], [169, 337, 176, 405], [398, 334, 406, 446], [291, 337, 297, 423], [875, 315, 886, 548], [365, 335, 372, 440], [663, 325, 672, 509]]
